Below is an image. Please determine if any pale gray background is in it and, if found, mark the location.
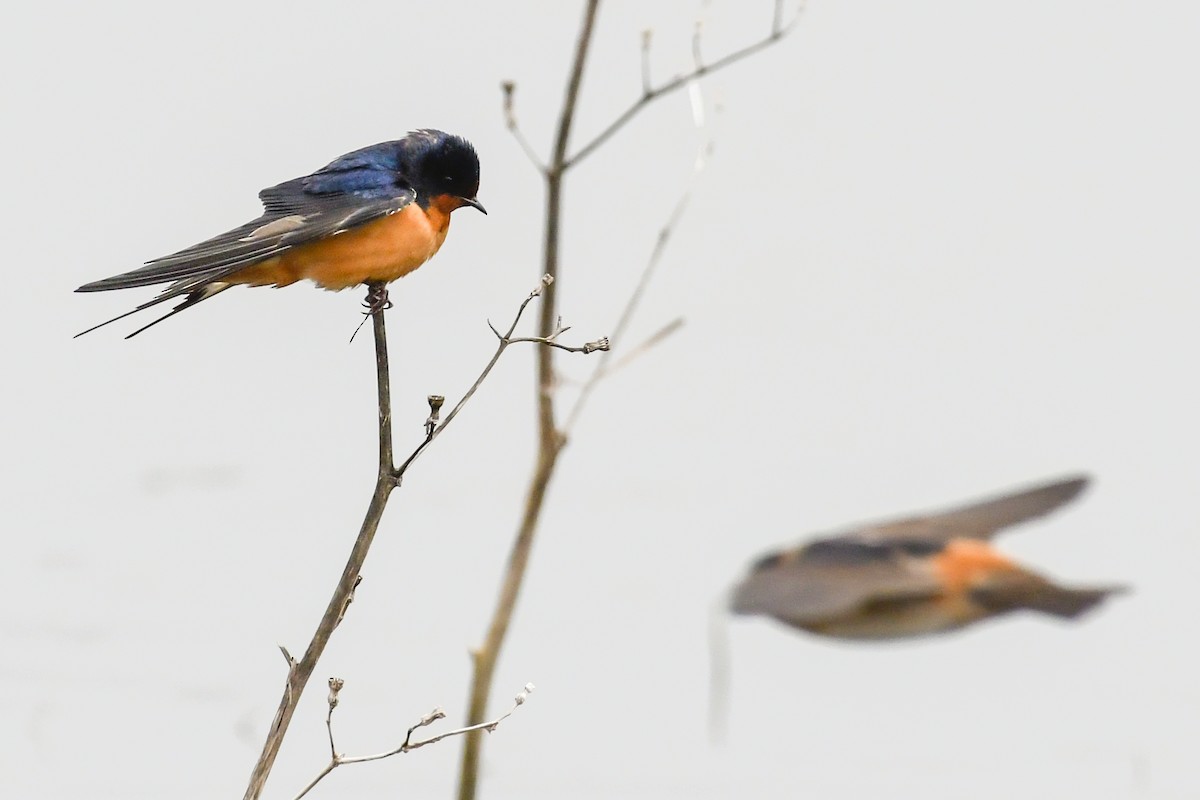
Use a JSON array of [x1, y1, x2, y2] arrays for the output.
[[3, 1, 1197, 798]]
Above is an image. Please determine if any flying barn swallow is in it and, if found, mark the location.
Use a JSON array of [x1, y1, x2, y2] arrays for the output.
[[730, 476, 1126, 640], [76, 129, 484, 337]]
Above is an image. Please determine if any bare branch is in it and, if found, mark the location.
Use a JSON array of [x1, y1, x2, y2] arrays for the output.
[[293, 683, 535, 800], [278, 645, 295, 668], [326, 678, 344, 758], [243, 290, 398, 800], [460, 4, 799, 798], [243, 280, 594, 800], [564, 58, 715, 434], [395, 276, 604, 479], [458, 11, 605, 800], [504, 336, 610, 354], [594, 319, 683, 380], [640, 30, 653, 96], [566, 0, 802, 169], [773, 0, 788, 35], [502, 81, 548, 173]]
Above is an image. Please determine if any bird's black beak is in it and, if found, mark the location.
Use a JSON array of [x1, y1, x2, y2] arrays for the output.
[[460, 197, 487, 214]]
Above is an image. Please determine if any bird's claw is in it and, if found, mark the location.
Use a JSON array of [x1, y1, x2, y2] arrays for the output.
[[363, 284, 393, 316]]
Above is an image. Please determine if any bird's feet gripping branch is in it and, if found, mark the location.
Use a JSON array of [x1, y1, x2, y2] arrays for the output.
[[75, 129, 485, 338], [363, 283, 393, 317]]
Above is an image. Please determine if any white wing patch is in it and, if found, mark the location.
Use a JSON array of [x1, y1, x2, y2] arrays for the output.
[[242, 215, 310, 241]]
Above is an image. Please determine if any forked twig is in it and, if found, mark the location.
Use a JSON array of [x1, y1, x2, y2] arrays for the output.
[[242, 281, 601, 800], [566, 0, 801, 169], [396, 275, 608, 479], [458, 4, 802, 799], [502, 81, 547, 173], [564, 56, 716, 433], [293, 680, 536, 800]]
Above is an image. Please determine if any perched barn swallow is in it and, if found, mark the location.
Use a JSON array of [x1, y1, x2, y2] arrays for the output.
[[76, 129, 484, 337], [730, 476, 1125, 640]]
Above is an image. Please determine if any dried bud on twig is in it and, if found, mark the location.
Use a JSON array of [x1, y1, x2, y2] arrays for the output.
[[425, 395, 446, 435], [327, 678, 344, 710], [514, 683, 536, 705]]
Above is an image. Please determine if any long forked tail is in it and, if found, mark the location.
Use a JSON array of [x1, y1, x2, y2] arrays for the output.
[[1023, 584, 1129, 619], [974, 575, 1129, 620], [74, 283, 231, 339]]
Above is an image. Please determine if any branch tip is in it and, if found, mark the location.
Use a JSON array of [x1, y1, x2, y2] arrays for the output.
[[641, 29, 654, 95], [326, 678, 344, 709], [425, 395, 446, 435], [278, 645, 295, 667], [514, 683, 536, 705], [420, 708, 447, 727]]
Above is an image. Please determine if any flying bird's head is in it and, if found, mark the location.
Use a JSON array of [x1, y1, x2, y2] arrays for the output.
[[404, 129, 485, 214]]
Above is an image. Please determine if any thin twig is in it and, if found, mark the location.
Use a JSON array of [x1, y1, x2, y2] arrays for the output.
[[243, 281, 599, 800], [294, 682, 535, 800], [457, 4, 800, 798], [456, 8, 602, 800], [325, 678, 344, 758], [578, 318, 685, 386], [504, 337, 609, 354], [564, 54, 715, 433], [394, 276, 607, 479], [640, 30, 653, 96], [502, 81, 548, 173], [566, 0, 800, 169], [243, 285, 398, 800]]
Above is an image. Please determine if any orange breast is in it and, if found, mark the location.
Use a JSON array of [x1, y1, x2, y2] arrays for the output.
[[228, 200, 453, 291]]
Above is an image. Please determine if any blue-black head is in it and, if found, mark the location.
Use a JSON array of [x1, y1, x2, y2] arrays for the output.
[[403, 129, 485, 214]]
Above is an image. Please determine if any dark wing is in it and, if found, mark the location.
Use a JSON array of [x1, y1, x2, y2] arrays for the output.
[[74, 186, 415, 336], [77, 182, 415, 301], [74, 140, 416, 337], [854, 475, 1090, 544], [730, 539, 941, 625], [75, 141, 415, 336]]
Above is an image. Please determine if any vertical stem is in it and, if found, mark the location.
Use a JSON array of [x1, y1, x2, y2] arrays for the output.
[[537, 0, 599, 438], [536, 173, 563, 439], [242, 288, 397, 800], [455, 445, 560, 800], [455, 3, 601, 799], [372, 288, 395, 477]]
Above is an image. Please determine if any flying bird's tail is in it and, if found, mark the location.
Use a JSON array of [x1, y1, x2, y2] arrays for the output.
[[973, 574, 1128, 619], [1019, 584, 1128, 619]]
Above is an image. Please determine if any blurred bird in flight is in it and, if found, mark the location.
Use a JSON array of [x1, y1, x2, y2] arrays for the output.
[[76, 129, 484, 338], [730, 476, 1125, 640]]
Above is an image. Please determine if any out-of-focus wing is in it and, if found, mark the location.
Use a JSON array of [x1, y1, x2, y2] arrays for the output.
[[730, 539, 942, 625], [856, 476, 1089, 543]]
